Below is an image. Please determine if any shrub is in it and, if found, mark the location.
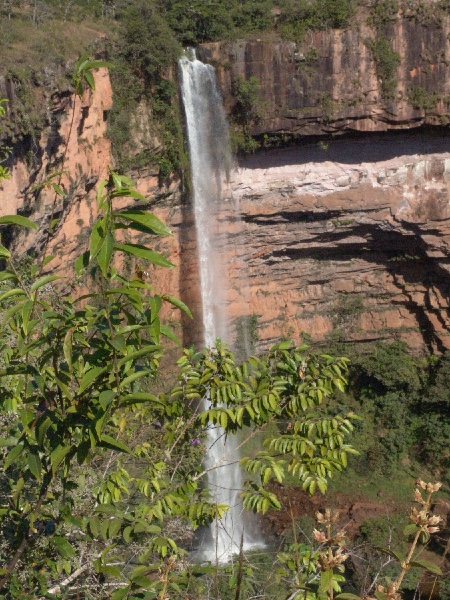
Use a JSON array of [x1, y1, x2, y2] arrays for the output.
[[366, 35, 401, 99], [408, 86, 440, 111], [232, 75, 263, 132], [277, 0, 356, 40], [121, 0, 182, 80], [367, 0, 399, 27], [352, 341, 421, 395]]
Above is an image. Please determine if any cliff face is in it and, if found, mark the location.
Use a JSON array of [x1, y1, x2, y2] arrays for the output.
[[199, 12, 450, 136], [223, 131, 450, 352], [2, 14, 450, 352], [1, 68, 114, 261]]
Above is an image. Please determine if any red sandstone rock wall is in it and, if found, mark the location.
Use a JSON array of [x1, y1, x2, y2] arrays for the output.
[[223, 134, 450, 353], [2, 20, 450, 352], [199, 12, 450, 135]]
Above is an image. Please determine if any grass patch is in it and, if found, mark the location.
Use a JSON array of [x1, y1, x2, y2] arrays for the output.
[[0, 17, 112, 74], [326, 463, 417, 504]]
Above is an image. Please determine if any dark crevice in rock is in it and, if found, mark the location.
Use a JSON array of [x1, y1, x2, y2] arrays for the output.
[[242, 207, 392, 226], [238, 126, 450, 170]]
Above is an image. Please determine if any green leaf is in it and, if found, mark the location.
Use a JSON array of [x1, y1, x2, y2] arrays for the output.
[[95, 412, 107, 439], [131, 576, 153, 589], [100, 519, 110, 540], [110, 334, 126, 352], [4, 443, 24, 469], [97, 231, 114, 277], [95, 504, 129, 517], [115, 210, 171, 236], [0, 271, 17, 282], [0, 288, 27, 303], [99, 435, 132, 454], [0, 244, 11, 258], [118, 370, 153, 390], [63, 329, 73, 370], [75, 250, 90, 275], [27, 453, 42, 482], [50, 445, 72, 474], [160, 324, 181, 346], [120, 392, 163, 407], [52, 536, 76, 559], [117, 345, 162, 367], [96, 178, 108, 208], [374, 547, 404, 562], [320, 569, 333, 593], [409, 560, 442, 575], [98, 565, 123, 578], [78, 366, 107, 394], [273, 340, 293, 350], [0, 437, 18, 446], [404, 523, 419, 536], [77, 441, 90, 464], [90, 219, 106, 261], [83, 60, 114, 71], [0, 215, 38, 230], [89, 517, 101, 538], [21, 299, 34, 335], [336, 594, 363, 600], [162, 294, 193, 319], [2, 302, 24, 326], [30, 274, 60, 292], [419, 530, 430, 544], [111, 188, 146, 201], [51, 183, 65, 197], [114, 243, 174, 268], [99, 390, 115, 409], [108, 518, 122, 538], [111, 171, 124, 190], [36, 417, 52, 447], [83, 69, 95, 91], [123, 526, 133, 543], [42, 254, 55, 268]]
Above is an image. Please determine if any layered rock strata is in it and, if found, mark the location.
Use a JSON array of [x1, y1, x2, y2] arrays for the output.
[[2, 25, 450, 351], [219, 130, 450, 352]]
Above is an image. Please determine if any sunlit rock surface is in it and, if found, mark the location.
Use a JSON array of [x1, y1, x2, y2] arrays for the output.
[[3, 22, 450, 351]]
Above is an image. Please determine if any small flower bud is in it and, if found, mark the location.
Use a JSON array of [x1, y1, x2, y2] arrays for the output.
[[414, 488, 424, 504], [331, 510, 340, 523], [333, 530, 346, 544], [430, 482, 442, 493], [313, 528, 327, 542], [410, 507, 419, 524], [427, 526, 440, 534], [316, 511, 325, 523], [428, 515, 442, 526]]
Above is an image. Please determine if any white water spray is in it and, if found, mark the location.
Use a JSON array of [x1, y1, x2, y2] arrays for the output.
[[179, 51, 263, 562]]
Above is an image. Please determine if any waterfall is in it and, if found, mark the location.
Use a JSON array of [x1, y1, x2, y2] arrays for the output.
[[179, 51, 262, 562]]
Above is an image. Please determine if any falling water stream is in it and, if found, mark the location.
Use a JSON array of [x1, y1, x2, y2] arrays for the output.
[[179, 51, 263, 562]]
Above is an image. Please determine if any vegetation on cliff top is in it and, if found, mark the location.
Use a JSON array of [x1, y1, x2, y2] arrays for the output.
[[0, 0, 356, 173], [2, 0, 450, 170]]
